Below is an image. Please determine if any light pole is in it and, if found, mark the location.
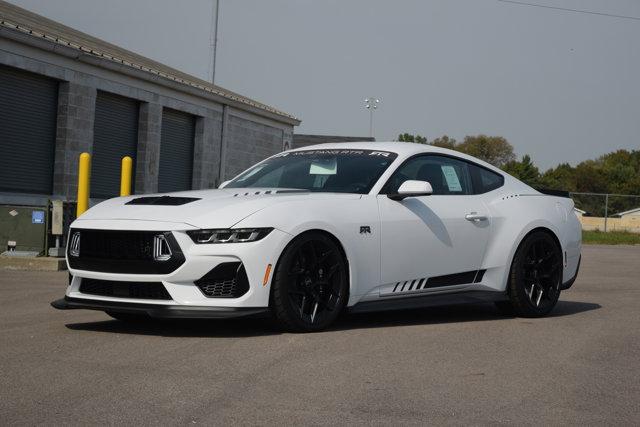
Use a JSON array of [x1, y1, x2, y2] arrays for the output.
[[364, 97, 380, 138], [210, 0, 220, 84]]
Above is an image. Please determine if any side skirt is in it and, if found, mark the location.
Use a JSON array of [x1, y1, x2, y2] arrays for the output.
[[348, 290, 507, 314]]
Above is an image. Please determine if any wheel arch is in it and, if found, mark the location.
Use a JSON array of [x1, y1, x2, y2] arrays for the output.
[[268, 228, 351, 305], [505, 226, 563, 296]]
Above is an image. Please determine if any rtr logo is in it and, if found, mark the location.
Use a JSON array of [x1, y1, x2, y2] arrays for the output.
[[360, 226, 371, 234]]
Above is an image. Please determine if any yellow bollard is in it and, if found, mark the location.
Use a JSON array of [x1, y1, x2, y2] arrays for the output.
[[120, 156, 133, 196], [76, 152, 91, 217]]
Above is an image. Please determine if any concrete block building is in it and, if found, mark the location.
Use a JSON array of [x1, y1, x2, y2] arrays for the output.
[[0, 0, 300, 208]]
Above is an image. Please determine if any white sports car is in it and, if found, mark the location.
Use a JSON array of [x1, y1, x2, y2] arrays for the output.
[[52, 142, 581, 332]]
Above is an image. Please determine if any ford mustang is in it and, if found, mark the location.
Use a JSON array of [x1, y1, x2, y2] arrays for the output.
[[52, 142, 581, 332]]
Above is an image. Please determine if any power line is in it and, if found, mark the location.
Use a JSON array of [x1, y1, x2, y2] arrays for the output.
[[497, 0, 640, 21]]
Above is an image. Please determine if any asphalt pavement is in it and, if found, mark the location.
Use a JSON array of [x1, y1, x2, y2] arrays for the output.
[[1, 244, 639, 425]]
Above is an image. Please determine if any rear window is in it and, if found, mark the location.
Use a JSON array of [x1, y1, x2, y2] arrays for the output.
[[469, 163, 504, 193]]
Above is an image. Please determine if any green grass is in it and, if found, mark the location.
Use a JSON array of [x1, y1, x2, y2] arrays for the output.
[[582, 230, 640, 245]]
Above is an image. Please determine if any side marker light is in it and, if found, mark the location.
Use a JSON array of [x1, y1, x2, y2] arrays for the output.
[[263, 264, 272, 286]]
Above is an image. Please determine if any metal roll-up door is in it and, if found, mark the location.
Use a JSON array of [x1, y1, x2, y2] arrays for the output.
[[92, 92, 139, 199], [0, 66, 58, 194], [158, 109, 195, 193]]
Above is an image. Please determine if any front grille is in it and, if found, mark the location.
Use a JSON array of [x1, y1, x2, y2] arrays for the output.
[[79, 278, 172, 300], [195, 262, 250, 298], [79, 229, 155, 260], [67, 229, 185, 274]]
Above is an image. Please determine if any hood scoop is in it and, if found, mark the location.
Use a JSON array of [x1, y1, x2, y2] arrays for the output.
[[125, 196, 201, 206]]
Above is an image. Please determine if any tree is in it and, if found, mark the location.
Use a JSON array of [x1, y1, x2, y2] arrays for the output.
[[397, 133, 427, 144], [457, 135, 515, 167], [429, 135, 457, 150], [539, 163, 576, 192], [502, 155, 542, 187]]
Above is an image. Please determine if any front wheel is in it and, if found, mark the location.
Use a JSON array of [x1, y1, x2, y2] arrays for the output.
[[502, 231, 563, 317], [270, 232, 348, 332]]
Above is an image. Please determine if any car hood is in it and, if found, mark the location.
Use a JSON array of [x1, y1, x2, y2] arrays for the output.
[[73, 188, 361, 229]]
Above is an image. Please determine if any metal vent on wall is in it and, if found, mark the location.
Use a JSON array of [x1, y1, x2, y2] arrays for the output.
[[0, 65, 58, 194], [92, 91, 139, 199]]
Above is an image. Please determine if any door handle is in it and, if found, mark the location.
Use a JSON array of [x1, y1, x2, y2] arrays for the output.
[[465, 212, 487, 222]]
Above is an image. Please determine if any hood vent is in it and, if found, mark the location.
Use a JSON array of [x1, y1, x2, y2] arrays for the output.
[[126, 196, 201, 205], [232, 189, 308, 197]]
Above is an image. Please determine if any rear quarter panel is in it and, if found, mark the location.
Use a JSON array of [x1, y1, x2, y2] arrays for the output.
[[481, 192, 581, 292]]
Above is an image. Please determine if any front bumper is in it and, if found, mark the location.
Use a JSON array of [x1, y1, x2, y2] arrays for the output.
[[51, 296, 269, 319], [63, 221, 292, 309]]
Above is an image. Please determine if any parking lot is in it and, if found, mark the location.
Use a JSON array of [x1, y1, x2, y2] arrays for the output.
[[1, 244, 639, 425]]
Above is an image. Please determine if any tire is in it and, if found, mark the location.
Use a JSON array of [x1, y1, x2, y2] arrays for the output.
[[493, 300, 514, 315], [105, 311, 151, 323], [271, 232, 348, 332], [504, 231, 563, 317]]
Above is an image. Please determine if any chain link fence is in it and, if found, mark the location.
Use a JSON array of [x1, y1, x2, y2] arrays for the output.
[[570, 192, 640, 233]]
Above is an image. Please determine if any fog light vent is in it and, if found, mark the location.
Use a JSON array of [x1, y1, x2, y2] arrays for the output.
[[195, 262, 250, 298]]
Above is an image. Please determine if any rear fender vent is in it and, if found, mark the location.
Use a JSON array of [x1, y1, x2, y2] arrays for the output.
[[195, 262, 250, 298]]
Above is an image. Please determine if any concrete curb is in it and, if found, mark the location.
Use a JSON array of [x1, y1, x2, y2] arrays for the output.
[[0, 257, 67, 271]]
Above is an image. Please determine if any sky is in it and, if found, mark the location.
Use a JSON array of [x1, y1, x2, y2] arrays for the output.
[[7, 0, 640, 170]]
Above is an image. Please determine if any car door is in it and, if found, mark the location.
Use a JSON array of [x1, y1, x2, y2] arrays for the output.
[[377, 154, 491, 295]]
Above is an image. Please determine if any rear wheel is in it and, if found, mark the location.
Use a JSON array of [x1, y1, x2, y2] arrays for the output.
[[271, 232, 348, 332], [502, 231, 562, 317]]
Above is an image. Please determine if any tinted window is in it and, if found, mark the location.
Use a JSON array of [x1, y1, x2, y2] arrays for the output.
[[381, 155, 473, 195], [469, 163, 504, 193], [226, 149, 397, 194]]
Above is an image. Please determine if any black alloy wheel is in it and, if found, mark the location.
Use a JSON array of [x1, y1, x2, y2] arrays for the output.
[[501, 231, 563, 317], [271, 232, 348, 332]]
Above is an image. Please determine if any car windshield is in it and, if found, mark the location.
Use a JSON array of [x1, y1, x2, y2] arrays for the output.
[[225, 149, 398, 194]]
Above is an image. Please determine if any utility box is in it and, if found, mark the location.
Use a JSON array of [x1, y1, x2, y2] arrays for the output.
[[48, 200, 65, 257], [1, 205, 47, 254]]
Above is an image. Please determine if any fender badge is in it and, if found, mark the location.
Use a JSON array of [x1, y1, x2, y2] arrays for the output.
[[360, 226, 371, 234]]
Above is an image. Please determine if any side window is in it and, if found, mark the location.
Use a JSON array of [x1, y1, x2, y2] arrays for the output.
[[382, 155, 473, 195], [468, 163, 504, 194]]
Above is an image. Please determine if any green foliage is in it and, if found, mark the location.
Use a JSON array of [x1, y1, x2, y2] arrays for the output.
[[397, 133, 427, 144], [502, 155, 542, 187], [582, 230, 640, 245], [430, 135, 457, 149], [398, 132, 516, 167], [456, 135, 516, 168]]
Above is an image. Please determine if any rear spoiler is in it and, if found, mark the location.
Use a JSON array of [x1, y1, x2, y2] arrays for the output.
[[535, 188, 571, 198]]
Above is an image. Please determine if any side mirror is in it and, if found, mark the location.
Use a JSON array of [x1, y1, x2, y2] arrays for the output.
[[218, 180, 231, 189], [387, 180, 433, 201]]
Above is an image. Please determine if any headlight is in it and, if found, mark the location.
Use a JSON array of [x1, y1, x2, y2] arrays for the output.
[[186, 228, 273, 244]]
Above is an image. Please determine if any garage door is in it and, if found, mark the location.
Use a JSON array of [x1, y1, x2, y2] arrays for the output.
[[91, 92, 139, 199], [158, 109, 195, 193], [0, 66, 58, 194]]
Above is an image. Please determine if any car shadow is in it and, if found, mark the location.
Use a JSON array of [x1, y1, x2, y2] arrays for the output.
[[64, 300, 601, 338], [334, 300, 601, 332]]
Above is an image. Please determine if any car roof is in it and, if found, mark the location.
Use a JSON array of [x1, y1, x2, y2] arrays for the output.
[[289, 141, 505, 175]]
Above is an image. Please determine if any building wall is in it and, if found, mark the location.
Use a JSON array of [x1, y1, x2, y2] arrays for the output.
[[223, 115, 287, 179], [293, 134, 375, 149], [579, 216, 640, 233], [0, 31, 297, 205]]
